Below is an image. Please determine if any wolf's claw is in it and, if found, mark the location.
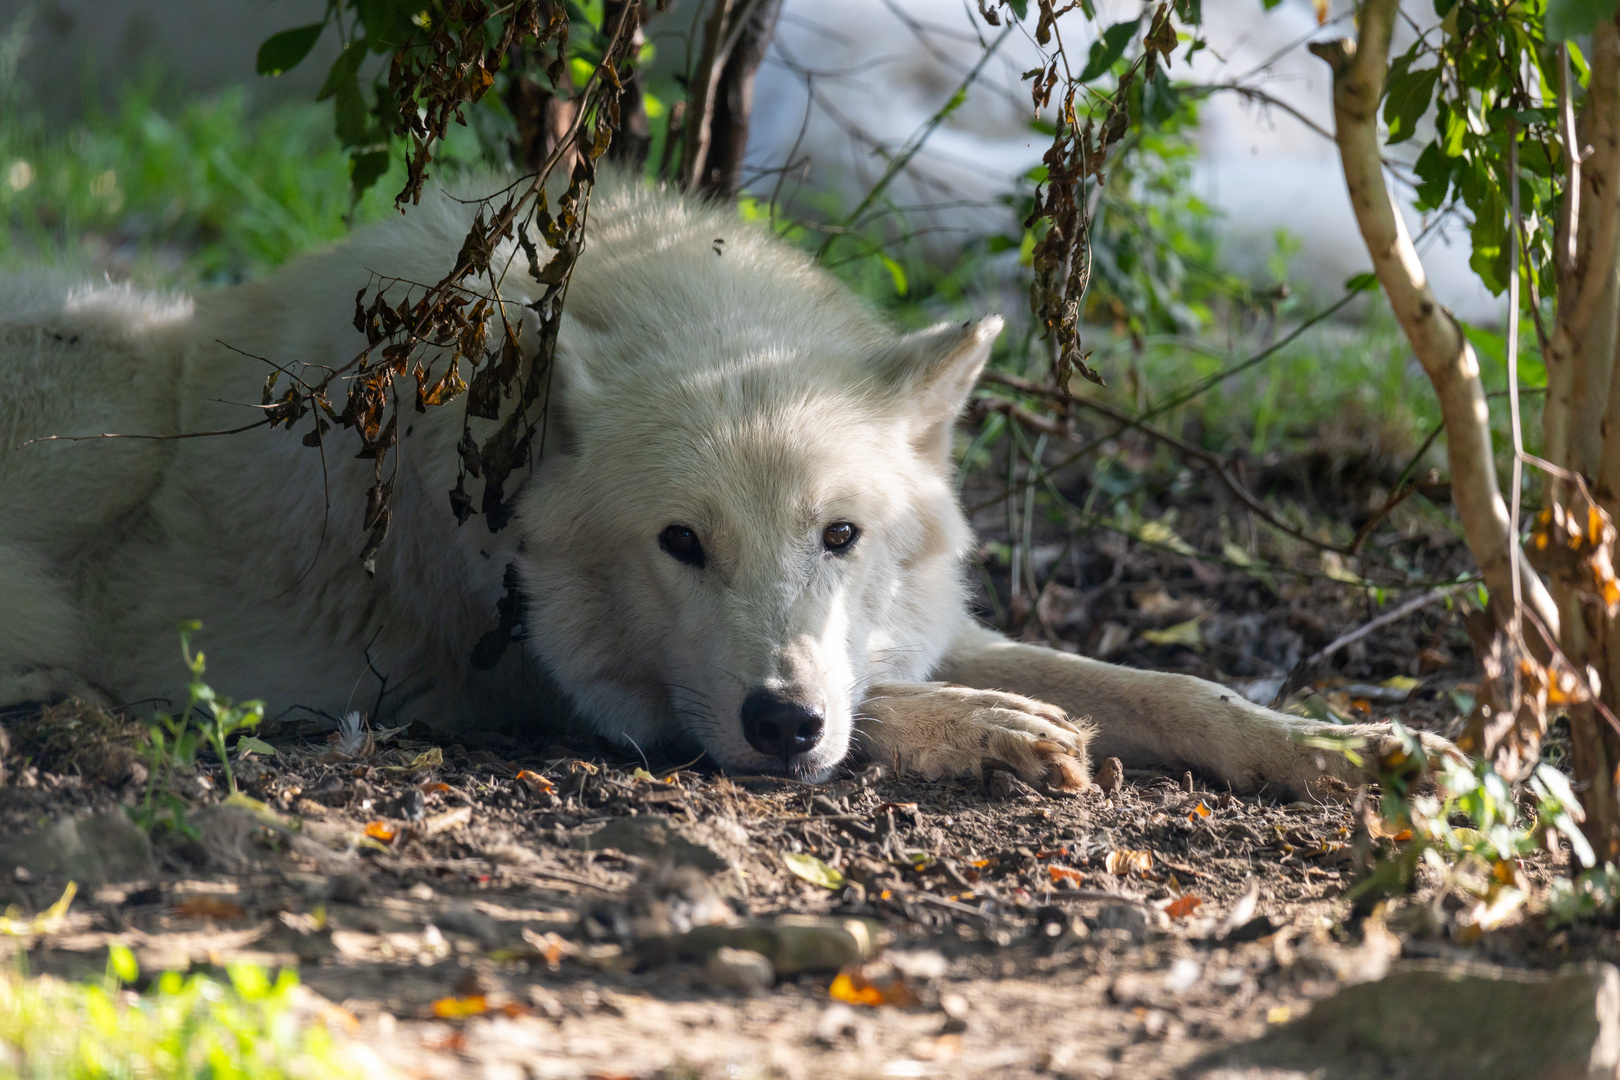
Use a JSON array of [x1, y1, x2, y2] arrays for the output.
[[856, 683, 1093, 793]]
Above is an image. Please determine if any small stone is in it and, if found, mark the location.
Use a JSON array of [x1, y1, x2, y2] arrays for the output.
[[407, 881, 435, 902], [704, 947, 775, 995], [988, 771, 1041, 800], [574, 815, 738, 871], [650, 915, 887, 974], [381, 788, 426, 821], [1207, 961, 1620, 1079], [436, 902, 502, 946], [307, 775, 349, 807], [1094, 902, 1155, 942], [3, 812, 154, 885], [1094, 756, 1124, 796]]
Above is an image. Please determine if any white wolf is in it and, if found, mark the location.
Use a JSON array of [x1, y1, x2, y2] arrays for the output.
[[0, 178, 1452, 794]]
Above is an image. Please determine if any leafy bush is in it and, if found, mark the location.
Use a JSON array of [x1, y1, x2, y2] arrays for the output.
[[0, 945, 360, 1079]]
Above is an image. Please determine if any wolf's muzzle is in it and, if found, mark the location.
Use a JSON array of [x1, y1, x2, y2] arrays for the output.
[[739, 688, 824, 765]]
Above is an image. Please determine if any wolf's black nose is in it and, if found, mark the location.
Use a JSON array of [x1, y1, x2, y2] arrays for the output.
[[740, 689, 824, 762]]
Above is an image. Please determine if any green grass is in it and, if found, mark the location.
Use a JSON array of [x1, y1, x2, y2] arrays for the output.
[[0, 947, 363, 1079], [0, 81, 409, 285]]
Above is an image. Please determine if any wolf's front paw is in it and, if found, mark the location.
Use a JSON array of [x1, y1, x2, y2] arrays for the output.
[[856, 683, 1093, 792]]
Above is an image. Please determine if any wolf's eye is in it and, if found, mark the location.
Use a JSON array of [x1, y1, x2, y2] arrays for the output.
[[659, 524, 705, 568], [822, 521, 859, 553]]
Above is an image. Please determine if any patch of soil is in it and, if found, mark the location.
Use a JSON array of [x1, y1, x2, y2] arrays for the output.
[[0, 444, 1605, 1078]]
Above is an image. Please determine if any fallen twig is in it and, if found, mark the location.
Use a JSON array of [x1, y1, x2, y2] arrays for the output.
[[1275, 584, 1466, 704]]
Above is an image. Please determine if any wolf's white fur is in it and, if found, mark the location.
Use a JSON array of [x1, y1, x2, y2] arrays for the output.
[[0, 179, 1452, 794]]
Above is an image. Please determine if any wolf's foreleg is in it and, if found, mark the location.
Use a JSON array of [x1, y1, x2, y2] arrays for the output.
[[854, 682, 1092, 790], [931, 622, 1459, 798]]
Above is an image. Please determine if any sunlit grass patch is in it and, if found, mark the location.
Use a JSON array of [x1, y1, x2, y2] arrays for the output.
[[0, 948, 365, 1079], [0, 82, 409, 286]]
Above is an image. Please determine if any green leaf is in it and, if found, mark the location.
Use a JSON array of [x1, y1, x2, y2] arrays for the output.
[[235, 736, 278, 757], [1412, 141, 1452, 210], [257, 23, 326, 76], [1344, 271, 1380, 293], [318, 40, 367, 101], [1546, 0, 1617, 42], [107, 943, 139, 984], [1140, 619, 1203, 648], [1467, 180, 1509, 294], [351, 149, 391, 196], [879, 253, 909, 296], [332, 73, 370, 146], [1008, 0, 1030, 16], [1079, 19, 1141, 83], [783, 852, 846, 889], [1382, 59, 1440, 145]]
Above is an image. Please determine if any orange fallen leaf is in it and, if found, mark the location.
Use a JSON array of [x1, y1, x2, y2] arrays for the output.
[[1165, 894, 1203, 918], [828, 964, 919, 1008], [1187, 800, 1212, 821], [1048, 865, 1083, 885], [169, 896, 247, 921], [419, 781, 451, 794], [828, 972, 883, 1006], [1035, 847, 1069, 860], [431, 995, 488, 1019], [363, 820, 398, 843], [514, 770, 554, 794]]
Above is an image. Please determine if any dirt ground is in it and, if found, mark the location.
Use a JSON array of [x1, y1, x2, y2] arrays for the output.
[[0, 441, 1609, 1079]]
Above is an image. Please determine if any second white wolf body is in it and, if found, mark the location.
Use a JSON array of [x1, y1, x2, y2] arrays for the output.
[[0, 178, 1451, 792]]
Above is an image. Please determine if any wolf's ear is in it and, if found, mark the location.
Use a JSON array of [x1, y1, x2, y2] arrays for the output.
[[877, 315, 1003, 464]]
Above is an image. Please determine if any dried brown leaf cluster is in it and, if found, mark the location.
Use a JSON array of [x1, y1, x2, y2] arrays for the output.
[[982, 1, 1187, 392], [263, 2, 648, 573]]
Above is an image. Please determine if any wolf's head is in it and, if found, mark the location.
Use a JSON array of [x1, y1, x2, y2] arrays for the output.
[[513, 223, 998, 777]]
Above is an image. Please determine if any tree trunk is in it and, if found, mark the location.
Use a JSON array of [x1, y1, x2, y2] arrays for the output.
[[1310, 15, 1559, 638], [1319, 5, 1620, 862], [1566, 21, 1620, 865], [695, 0, 783, 197], [605, 1, 652, 171], [679, 0, 785, 196]]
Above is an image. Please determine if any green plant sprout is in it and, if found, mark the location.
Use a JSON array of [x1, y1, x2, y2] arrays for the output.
[[131, 622, 265, 837], [1332, 720, 1599, 934], [0, 939, 360, 1078]]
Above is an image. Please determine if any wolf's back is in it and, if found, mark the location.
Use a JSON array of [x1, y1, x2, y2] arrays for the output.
[[0, 274, 192, 548]]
